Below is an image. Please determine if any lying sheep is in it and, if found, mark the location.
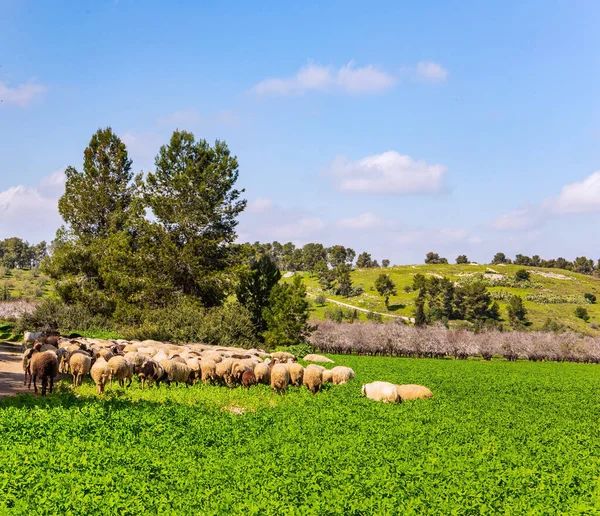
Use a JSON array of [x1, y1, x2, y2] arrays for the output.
[[107, 356, 134, 388], [303, 354, 334, 364], [272, 351, 296, 362], [254, 362, 270, 385], [288, 363, 304, 388], [270, 363, 290, 394], [395, 384, 433, 401], [70, 352, 92, 387], [331, 366, 355, 385], [303, 365, 323, 395], [28, 345, 59, 396], [91, 357, 111, 394], [159, 360, 195, 387], [361, 382, 401, 403], [138, 360, 168, 389]]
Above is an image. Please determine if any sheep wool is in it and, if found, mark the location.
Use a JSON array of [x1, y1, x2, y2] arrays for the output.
[[254, 362, 270, 385], [69, 352, 92, 387], [241, 369, 257, 388], [322, 369, 334, 383], [29, 348, 59, 396], [361, 382, 401, 404], [303, 365, 323, 395], [303, 354, 334, 364], [272, 351, 296, 362], [288, 363, 304, 388], [395, 384, 433, 401], [107, 356, 133, 388], [123, 351, 149, 373], [159, 360, 194, 387], [270, 363, 290, 394], [91, 357, 111, 394], [200, 359, 217, 384], [331, 366, 355, 385]]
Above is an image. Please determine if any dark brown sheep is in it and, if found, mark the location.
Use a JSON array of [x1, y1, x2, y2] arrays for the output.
[[28, 345, 59, 396], [241, 369, 257, 388]]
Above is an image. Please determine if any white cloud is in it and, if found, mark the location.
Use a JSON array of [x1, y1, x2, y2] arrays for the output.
[[247, 197, 273, 213], [491, 204, 547, 231], [0, 80, 47, 107], [252, 61, 396, 96], [0, 172, 65, 242], [555, 171, 600, 213], [328, 151, 447, 195], [337, 212, 385, 230], [156, 108, 201, 126], [39, 169, 66, 196], [415, 61, 448, 83]]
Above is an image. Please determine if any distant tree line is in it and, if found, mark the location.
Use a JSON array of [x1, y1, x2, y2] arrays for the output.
[[0, 238, 47, 269]]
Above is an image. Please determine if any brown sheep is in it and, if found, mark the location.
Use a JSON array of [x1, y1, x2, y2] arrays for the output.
[[28, 346, 59, 396], [241, 369, 257, 388]]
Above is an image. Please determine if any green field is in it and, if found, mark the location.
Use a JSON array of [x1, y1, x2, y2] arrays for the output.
[[288, 264, 600, 334], [2, 355, 600, 514]]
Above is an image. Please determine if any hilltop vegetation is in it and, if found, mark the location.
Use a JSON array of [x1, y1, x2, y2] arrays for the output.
[[290, 263, 600, 335]]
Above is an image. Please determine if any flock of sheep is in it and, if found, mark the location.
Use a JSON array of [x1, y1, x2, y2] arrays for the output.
[[21, 331, 433, 403]]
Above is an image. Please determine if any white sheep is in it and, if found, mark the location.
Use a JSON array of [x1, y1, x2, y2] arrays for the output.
[[69, 352, 92, 387], [91, 357, 111, 394], [361, 382, 401, 403], [270, 363, 290, 394]]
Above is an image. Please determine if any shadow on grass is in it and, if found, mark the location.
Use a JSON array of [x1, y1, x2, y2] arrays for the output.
[[387, 304, 406, 312]]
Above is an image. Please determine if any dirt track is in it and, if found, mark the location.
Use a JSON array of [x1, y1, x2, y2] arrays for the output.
[[0, 341, 26, 398]]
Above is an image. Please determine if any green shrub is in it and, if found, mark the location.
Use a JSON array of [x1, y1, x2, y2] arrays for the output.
[[515, 269, 530, 281], [314, 294, 326, 306], [574, 307, 590, 322], [584, 293, 597, 304], [283, 342, 314, 359], [366, 311, 383, 322]]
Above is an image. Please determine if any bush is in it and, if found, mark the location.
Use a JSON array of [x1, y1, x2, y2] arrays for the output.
[[575, 307, 590, 322], [283, 342, 314, 359], [403, 285, 412, 293], [515, 269, 530, 281], [584, 293, 597, 304], [366, 311, 383, 323], [315, 294, 327, 306]]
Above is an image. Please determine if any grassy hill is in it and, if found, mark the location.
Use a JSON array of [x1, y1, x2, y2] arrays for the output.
[[286, 264, 600, 335], [0, 267, 54, 301]]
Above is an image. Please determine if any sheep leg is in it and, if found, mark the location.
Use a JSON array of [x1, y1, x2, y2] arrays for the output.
[[32, 375, 38, 394], [126, 377, 132, 388], [41, 377, 47, 396], [49, 376, 54, 394]]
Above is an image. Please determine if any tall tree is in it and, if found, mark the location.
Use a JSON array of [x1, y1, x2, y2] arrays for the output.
[[491, 252, 508, 264], [455, 255, 469, 264], [236, 253, 281, 336], [374, 273, 397, 309], [144, 130, 246, 306], [356, 252, 373, 268], [262, 276, 312, 349], [58, 127, 137, 241]]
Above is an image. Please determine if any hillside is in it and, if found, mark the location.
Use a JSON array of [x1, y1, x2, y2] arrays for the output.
[[0, 267, 53, 301], [286, 264, 600, 335]]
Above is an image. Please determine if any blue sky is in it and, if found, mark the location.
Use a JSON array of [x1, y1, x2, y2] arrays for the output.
[[1, 1, 599, 264]]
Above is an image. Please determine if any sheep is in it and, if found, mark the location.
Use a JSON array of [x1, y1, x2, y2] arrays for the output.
[[395, 384, 433, 401], [186, 357, 201, 383], [215, 358, 233, 386], [170, 355, 187, 365], [203, 351, 223, 363], [322, 369, 334, 384], [69, 352, 92, 387], [241, 369, 257, 388], [151, 349, 170, 363], [303, 365, 323, 395], [272, 351, 296, 362], [303, 354, 334, 364], [200, 359, 217, 384], [331, 366, 355, 385], [23, 331, 42, 351], [22, 348, 35, 386], [107, 356, 134, 388], [159, 360, 195, 387], [288, 363, 304, 388], [91, 357, 111, 394], [230, 361, 251, 386], [123, 351, 149, 373], [94, 347, 114, 362], [28, 345, 59, 396], [361, 382, 401, 403], [138, 360, 168, 389], [270, 363, 290, 394], [254, 362, 271, 385]]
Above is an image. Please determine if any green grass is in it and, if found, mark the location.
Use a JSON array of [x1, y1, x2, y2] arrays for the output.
[[2, 355, 600, 514], [288, 264, 600, 334]]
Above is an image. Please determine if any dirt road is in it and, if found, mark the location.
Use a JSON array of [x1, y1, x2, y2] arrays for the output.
[[307, 294, 414, 323], [0, 341, 26, 398]]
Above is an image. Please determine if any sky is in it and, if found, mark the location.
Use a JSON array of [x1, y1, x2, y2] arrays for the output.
[[1, 1, 599, 264]]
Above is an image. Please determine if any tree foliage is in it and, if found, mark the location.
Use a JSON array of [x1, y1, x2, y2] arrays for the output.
[[374, 273, 397, 308]]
